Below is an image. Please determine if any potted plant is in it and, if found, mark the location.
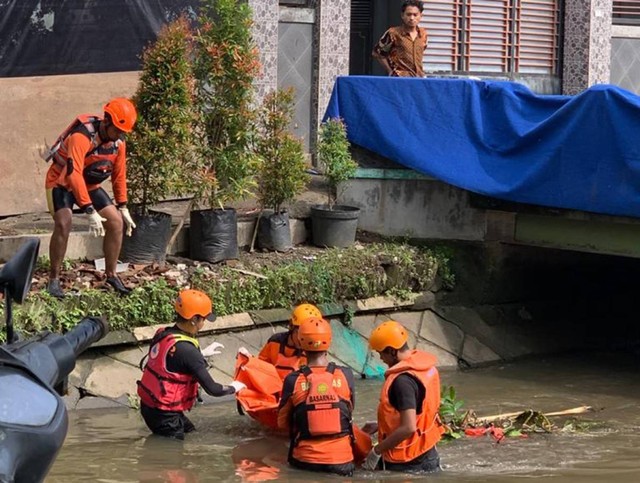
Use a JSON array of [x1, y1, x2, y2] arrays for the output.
[[121, 16, 201, 265], [311, 118, 360, 247], [253, 88, 310, 252], [189, 0, 261, 263]]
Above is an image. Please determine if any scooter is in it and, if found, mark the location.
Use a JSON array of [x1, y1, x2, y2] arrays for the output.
[[0, 238, 109, 483]]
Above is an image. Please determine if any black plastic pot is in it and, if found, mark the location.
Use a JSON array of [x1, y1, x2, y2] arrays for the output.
[[190, 208, 238, 263], [258, 210, 292, 252], [119, 209, 172, 265], [310, 204, 360, 248]]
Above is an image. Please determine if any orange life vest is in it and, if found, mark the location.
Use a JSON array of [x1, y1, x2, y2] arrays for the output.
[[287, 364, 354, 465], [137, 328, 200, 412], [377, 350, 444, 463], [259, 332, 306, 380], [46, 114, 121, 185]]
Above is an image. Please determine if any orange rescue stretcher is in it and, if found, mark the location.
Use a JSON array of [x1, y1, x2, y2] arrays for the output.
[[233, 353, 373, 462]]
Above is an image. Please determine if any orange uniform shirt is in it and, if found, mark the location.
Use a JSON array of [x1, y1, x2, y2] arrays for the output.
[[45, 131, 127, 208]]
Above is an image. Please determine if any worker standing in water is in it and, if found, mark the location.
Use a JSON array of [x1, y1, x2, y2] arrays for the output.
[[362, 320, 444, 473], [256, 303, 322, 379], [277, 317, 357, 476], [137, 289, 246, 440]]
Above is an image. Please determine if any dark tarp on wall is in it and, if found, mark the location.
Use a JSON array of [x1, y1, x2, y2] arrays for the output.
[[0, 0, 199, 78]]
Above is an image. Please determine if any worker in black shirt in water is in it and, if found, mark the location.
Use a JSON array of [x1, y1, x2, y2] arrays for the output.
[[137, 289, 246, 440]]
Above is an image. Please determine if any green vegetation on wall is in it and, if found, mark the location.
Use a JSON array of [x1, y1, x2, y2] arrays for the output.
[[0, 243, 453, 342]]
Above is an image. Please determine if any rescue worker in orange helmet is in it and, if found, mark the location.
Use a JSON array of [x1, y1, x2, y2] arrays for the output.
[[137, 289, 246, 440], [362, 320, 444, 473], [257, 303, 322, 379], [44, 98, 138, 298], [277, 317, 357, 476]]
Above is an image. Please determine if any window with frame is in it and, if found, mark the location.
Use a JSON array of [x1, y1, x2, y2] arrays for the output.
[[613, 1, 640, 25], [421, 0, 561, 75]]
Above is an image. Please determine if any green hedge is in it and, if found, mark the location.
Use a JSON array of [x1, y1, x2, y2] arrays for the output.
[[0, 243, 453, 342]]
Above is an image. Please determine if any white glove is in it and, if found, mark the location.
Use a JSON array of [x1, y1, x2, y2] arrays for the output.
[[229, 380, 247, 393], [362, 445, 381, 471], [119, 207, 136, 236], [87, 211, 107, 237], [237, 347, 252, 358], [201, 341, 224, 357]]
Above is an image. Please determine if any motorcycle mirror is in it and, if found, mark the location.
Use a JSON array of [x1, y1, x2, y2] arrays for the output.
[[0, 238, 40, 304]]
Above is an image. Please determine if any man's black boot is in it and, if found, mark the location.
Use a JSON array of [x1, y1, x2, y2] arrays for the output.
[[47, 279, 65, 298], [106, 276, 131, 295]]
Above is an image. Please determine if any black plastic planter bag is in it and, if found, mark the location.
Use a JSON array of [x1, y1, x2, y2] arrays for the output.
[[119, 210, 172, 265], [258, 210, 292, 252], [190, 208, 238, 263]]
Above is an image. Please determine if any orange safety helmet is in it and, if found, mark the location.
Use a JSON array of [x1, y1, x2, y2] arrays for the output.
[[297, 317, 332, 352], [103, 97, 137, 133], [290, 303, 323, 327], [369, 320, 408, 352], [175, 289, 216, 321]]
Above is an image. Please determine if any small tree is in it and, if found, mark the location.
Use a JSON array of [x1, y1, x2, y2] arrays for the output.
[[255, 89, 309, 213], [318, 119, 358, 209], [127, 16, 201, 212], [192, 0, 261, 208]]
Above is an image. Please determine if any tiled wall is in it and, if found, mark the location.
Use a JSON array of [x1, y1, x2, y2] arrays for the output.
[[316, 0, 351, 125], [249, 0, 279, 104], [563, 0, 612, 95]]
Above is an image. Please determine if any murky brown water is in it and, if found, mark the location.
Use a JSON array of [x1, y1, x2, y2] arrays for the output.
[[48, 352, 640, 482]]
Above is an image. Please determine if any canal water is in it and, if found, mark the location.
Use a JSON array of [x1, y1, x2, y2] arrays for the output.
[[48, 351, 640, 482]]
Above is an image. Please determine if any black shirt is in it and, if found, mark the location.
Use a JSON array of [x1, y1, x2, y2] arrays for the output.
[[388, 373, 426, 414], [162, 326, 234, 397]]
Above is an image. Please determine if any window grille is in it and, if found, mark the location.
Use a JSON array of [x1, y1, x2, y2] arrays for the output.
[[613, 1, 640, 25], [421, 0, 560, 75]]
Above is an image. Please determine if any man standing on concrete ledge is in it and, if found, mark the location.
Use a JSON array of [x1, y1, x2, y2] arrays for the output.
[[43, 97, 138, 297], [372, 0, 427, 78]]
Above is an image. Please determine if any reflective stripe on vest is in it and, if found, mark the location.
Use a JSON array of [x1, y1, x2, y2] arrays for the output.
[[137, 329, 200, 411], [377, 351, 444, 463]]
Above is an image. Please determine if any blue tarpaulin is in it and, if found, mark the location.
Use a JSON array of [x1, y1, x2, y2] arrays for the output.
[[324, 76, 640, 218]]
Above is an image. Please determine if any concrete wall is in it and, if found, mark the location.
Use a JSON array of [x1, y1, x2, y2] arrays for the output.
[[338, 175, 487, 241]]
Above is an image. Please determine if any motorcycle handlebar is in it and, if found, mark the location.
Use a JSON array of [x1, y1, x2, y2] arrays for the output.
[[63, 316, 109, 358]]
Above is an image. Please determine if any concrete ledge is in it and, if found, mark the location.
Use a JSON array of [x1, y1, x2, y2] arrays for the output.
[[0, 218, 309, 262]]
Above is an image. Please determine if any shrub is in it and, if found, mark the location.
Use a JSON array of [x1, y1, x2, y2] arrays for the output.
[[318, 119, 358, 208], [126, 16, 201, 211]]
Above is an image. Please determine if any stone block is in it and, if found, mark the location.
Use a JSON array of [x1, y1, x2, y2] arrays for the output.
[[419, 310, 465, 356], [411, 291, 436, 311], [203, 313, 254, 332], [231, 326, 282, 352], [349, 314, 377, 339], [460, 335, 501, 367], [83, 357, 142, 399], [63, 385, 81, 410], [91, 330, 137, 348], [101, 345, 147, 368], [250, 308, 291, 326], [416, 341, 459, 368], [69, 352, 99, 388], [317, 302, 346, 317], [355, 295, 417, 312], [237, 220, 256, 248], [133, 324, 169, 342], [361, 349, 386, 379], [327, 319, 370, 375]]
